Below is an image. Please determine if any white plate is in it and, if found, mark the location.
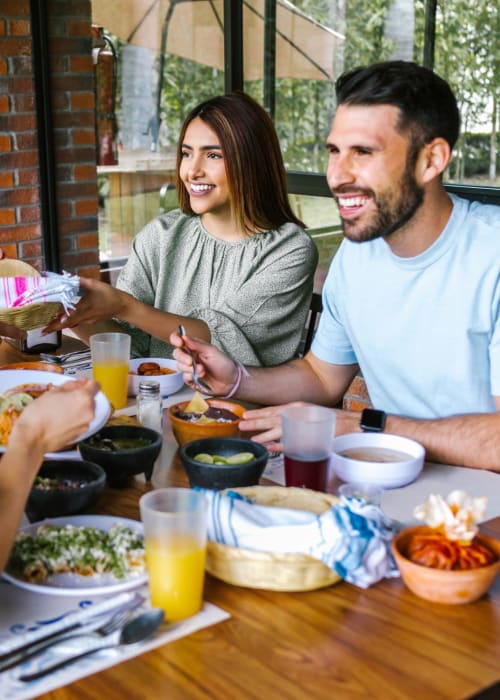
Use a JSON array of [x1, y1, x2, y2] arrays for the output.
[[3, 515, 147, 596], [0, 369, 111, 456]]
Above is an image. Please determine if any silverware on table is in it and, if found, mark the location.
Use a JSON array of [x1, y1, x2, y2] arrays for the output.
[[40, 350, 92, 374], [178, 325, 213, 394], [0, 593, 144, 672], [19, 609, 165, 682], [40, 350, 91, 364]]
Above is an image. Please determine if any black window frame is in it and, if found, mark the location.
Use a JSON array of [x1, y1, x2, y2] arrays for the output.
[[226, 0, 499, 207]]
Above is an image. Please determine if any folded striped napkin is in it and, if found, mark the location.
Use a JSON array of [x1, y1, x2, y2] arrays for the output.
[[0, 271, 80, 312], [202, 489, 399, 588]]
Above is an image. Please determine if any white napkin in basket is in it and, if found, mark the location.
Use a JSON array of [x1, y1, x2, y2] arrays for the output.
[[0, 271, 80, 313], [202, 489, 399, 588]]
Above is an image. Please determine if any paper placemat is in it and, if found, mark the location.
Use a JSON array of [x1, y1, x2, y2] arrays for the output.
[[0, 581, 229, 700], [263, 453, 285, 484]]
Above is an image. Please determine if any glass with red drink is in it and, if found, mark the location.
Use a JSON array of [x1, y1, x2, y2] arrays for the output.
[[281, 405, 335, 491]]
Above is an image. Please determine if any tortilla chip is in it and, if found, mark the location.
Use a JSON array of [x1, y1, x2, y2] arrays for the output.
[[185, 391, 210, 414]]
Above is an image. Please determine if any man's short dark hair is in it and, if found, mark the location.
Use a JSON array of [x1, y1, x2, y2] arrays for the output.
[[335, 61, 460, 151]]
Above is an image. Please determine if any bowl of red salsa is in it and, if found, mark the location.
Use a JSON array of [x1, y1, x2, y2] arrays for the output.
[[26, 459, 106, 522]]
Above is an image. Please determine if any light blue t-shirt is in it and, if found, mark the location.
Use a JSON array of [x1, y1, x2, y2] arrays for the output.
[[312, 195, 500, 419]]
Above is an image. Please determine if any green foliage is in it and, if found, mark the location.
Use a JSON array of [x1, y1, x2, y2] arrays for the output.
[[415, 0, 499, 181], [456, 133, 500, 177], [158, 55, 224, 144], [343, 0, 394, 68], [111, 0, 498, 183]]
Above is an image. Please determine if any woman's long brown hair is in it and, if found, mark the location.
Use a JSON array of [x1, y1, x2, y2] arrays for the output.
[[175, 92, 304, 234]]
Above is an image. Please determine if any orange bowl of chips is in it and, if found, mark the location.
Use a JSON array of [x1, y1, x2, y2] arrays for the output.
[[167, 392, 245, 446], [391, 525, 500, 604]]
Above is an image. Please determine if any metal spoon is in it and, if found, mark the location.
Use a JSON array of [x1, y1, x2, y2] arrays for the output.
[[178, 324, 213, 394], [19, 609, 165, 682]]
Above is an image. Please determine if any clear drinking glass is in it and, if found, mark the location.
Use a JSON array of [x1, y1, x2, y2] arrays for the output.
[[90, 332, 130, 410], [338, 482, 384, 506], [281, 405, 335, 491], [140, 488, 207, 622]]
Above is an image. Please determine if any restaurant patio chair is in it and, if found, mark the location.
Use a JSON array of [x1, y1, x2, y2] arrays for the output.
[[159, 183, 178, 214], [300, 291, 323, 356]]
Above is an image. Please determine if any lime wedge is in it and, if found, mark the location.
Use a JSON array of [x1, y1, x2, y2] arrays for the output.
[[193, 453, 215, 464], [225, 452, 255, 465], [213, 457, 229, 464]]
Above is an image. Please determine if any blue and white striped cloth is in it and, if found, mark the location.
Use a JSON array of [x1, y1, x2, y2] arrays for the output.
[[202, 489, 399, 589]]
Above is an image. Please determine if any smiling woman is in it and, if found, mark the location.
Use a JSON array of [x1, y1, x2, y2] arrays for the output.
[[47, 92, 318, 367]]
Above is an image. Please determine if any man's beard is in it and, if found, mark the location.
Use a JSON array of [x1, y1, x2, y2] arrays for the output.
[[337, 160, 425, 244]]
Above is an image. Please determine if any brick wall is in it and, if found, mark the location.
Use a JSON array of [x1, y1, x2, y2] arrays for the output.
[[343, 373, 372, 412], [0, 0, 100, 276]]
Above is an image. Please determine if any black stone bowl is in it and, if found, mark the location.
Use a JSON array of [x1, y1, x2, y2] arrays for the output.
[[179, 437, 268, 490], [78, 425, 163, 487], [26, 459, 106, 522]]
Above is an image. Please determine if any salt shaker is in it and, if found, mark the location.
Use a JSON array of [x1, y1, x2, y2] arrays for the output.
[[137, 380, 163, 434]]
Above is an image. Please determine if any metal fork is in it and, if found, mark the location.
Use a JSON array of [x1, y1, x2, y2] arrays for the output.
[[178, 324, 213, 394], [40, 350, 91, 364], [0, 606, 135, 672]]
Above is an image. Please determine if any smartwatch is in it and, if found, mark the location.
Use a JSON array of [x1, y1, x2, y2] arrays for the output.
[[360, 408, 386, 433]]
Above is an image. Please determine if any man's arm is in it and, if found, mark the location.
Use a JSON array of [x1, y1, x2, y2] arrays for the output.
[[240, 363, 500, 472], [325, 398, 500, 472], [171, 330, 359, 406], [234, 354, 358, 445], [172, 333, 500, 471]]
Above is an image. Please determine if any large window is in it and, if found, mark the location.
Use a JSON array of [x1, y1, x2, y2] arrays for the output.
[[92, 0, 499, 272]]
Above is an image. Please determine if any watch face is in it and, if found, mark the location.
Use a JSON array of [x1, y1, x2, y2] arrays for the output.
[[361, 409, 386, 432]]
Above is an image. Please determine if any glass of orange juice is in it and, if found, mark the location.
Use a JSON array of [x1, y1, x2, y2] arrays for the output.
[[139, 488, 207, 622], [89, 332, 131, 410]]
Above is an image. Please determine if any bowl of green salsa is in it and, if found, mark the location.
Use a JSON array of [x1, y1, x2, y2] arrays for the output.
[[78, 425, 163, 487], [179, 437, 269, 490]]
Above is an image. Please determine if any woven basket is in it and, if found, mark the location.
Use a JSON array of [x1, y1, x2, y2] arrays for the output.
[[205, 485, 341, 592], [0, 260, 63, 331]]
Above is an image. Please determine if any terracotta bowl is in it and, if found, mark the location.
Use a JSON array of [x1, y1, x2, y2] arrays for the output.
[[0, 361, 63, 374], [391, 525, 500, 605], [167, 399, 245, 446]]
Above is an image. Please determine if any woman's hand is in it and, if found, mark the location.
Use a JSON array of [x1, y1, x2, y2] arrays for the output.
[[170, 330, 239, 396], [9, 379, 99, 455], [44, 277, 132, 332]]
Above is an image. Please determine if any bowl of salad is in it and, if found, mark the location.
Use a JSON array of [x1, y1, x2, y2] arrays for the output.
[[26, 459, 106, 522]]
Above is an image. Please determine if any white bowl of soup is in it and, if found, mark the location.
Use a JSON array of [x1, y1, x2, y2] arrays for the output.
[[331, 432, 425, 489]]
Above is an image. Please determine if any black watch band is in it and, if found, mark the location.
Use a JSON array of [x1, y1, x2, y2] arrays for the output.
[[360, 408, 387, 432]]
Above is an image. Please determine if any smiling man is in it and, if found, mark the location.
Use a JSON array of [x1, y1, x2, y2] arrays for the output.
[[172, 61, 500, 472]]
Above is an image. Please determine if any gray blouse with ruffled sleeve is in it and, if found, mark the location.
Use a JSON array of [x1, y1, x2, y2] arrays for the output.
[[116, 210, 317, 366]]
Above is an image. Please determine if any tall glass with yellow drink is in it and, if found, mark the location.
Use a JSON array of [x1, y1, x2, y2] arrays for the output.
[[140, 488, 207, 622], [92, 362, 129, 410], [89, 332, 131, 410]]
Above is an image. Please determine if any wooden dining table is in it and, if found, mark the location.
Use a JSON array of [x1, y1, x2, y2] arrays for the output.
[[1, 339, 500, 700]]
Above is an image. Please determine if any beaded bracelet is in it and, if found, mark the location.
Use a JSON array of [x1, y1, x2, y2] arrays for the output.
[[218, 360, 250, 399]]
